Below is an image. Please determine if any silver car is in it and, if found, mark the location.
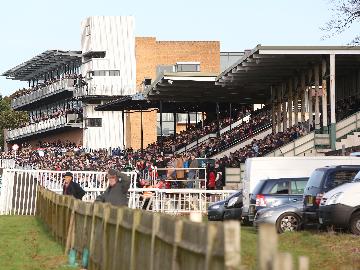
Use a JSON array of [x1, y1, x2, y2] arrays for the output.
[[253, 201, 303, 233]]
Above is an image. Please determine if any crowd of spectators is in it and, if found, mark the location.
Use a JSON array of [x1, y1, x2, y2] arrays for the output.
[[335, 95, 360, 121], [10, 74, 80, 100]]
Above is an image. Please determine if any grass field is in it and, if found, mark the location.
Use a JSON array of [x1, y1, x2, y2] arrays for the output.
[[241, 226, 360, 269], [0, 216, 359, 270], [0, 216, 73, 270]]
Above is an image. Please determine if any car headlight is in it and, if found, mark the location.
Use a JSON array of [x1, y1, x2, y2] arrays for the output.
[[211, 204, 221, 210], [228, 196, 239, 207], [260, 210, 274, 219], [326, 192, 343, 205]]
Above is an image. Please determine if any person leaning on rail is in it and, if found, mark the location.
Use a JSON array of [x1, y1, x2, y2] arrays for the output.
[[95, 169, 130, 206], [63, 171, 86, 200]]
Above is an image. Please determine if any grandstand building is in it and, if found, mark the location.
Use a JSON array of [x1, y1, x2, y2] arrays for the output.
[[2, 16, 221, 151]]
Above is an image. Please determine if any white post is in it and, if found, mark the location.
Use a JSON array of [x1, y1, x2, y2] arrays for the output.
[[314, 64, 320, 131], [330, 54, 336, 150]]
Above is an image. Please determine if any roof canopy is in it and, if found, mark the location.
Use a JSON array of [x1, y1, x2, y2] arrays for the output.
[[216, 45, 360, 102], [95, 93, 242, 113], [2, 50, 82, 81]]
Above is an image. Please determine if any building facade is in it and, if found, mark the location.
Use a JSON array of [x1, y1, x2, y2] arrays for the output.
[[3, 16, 220, 151]]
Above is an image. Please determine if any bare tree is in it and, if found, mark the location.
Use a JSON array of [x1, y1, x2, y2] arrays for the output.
[[322, 0, 360, 44]]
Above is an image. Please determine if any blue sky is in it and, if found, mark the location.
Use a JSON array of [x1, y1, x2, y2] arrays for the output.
[[1, 0, 359, 96]]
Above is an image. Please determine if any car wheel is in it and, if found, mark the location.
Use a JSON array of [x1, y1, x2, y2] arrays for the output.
[[276, 213, 301, 233], [350, 211, 360, 235]]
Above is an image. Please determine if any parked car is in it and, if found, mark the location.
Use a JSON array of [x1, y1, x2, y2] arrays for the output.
[[303, 165, 360, 226], [223, 190, 243, 220], [208, 191, 241, 221], [246, 177, 308, 222], [318, 172, 360, 234], [254, 201, 303, 233]]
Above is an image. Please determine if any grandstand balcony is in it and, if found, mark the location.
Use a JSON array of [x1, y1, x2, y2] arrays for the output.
[[6, 114, 83, 141], [11, 78, 76, 110]]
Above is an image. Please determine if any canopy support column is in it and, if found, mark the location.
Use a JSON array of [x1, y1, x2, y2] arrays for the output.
[[173, 113, 177, 139], [307, 69, 313, 130], [330, 54, 336, 150], [159, 101, 163, 153], [301, 73, 306, 123], [140, 109, 144, 154], [229, 103, 232, 131], [322, 58, 328, 133], [216, 102, 220, 136], [271, 86, 276, 133], [294, 77, 299, 125], [314, 64, 321, 131], [288, 79, 293, 128], [122, 111, 125, 149], [277, 86, 282, 132], [282, 83, 287, 131]]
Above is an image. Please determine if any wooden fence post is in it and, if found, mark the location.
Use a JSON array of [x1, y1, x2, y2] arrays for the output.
[[101, 204, 111, 270], [150, 214, 160, 270], [224, 221, 241, 270], [171, 219, 183, 270], [298, 256, 310, 270], [258, 223, 278, 270], [205, 223, 218, 270], [89, 203, 99, 269], [277, 252, 293, 270], [65, 199, 77, 255], [129, 211, 141, 270], [111, 207, 124, 270]]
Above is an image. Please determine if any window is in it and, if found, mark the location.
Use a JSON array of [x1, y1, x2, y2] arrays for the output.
[[290, 180, 308, 194], [86, 118, 102, 127], [85, 25, 91, 36], [307, 170, 325, 189], [174, 62, 200, 72], [325, 170, 358, 190], [92, 70, 120, 76], [269, 180, 289, 195]]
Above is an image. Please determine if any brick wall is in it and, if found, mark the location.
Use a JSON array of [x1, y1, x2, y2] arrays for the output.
[[126, 37, 220, 150]]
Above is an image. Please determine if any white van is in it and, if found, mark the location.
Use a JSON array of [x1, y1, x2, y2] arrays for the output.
[[242, 156, 360, 222], [319, 173, 360, 234]]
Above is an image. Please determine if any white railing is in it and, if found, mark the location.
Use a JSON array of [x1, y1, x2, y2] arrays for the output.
[[128, 188, 237, 213], [175, 133, 217, 154], [7, 114, 82, 141], [0, 169, 137, 215], [0, 159, 16, 169], [219, 114, 250, 135], [140, 167, 207, 188], [11, 78, 76, 109], [336, 111, 360, 140]]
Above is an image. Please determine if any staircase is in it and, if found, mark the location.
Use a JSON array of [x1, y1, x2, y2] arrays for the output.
[[336, 131, 360, 150]]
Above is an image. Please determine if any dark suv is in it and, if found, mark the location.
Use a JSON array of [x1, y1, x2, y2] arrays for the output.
[[303, 165, 360, 225], [248, 177, 308, 220]]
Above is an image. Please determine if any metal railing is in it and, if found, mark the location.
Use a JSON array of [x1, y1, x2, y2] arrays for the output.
[[128, 187, 237, 213], [0, 168, 137, 215], [11, 78, 76, 109], [7, 114, 82, 141]]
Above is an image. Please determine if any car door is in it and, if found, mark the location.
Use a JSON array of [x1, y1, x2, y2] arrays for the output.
[[289, 179, 308, 203], [262, 179, 291, 208]]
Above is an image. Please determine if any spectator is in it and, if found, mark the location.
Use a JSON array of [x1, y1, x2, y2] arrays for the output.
[[62, 172, 85, 200], [95, 169, 130, 206]]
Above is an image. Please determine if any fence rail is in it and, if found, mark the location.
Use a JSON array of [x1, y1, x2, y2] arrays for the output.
[[36, 188, 318, 270]]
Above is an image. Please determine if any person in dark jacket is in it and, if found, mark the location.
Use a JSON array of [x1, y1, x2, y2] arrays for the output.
[[63, 171, 85, 200], [95, 169, 130, 206]]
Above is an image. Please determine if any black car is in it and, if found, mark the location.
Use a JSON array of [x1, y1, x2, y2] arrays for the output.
[[223, 191, 243, 220], [247, 177, 308, 221], [208, 191, 242, 221], [303, 165, 360, 225]]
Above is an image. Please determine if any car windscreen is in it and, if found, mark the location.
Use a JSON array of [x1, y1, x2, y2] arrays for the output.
[[252, 180, 266, 195], [324, 170, 359, 190], [306, 170, 325, 189], [353, 171, 360, 182]]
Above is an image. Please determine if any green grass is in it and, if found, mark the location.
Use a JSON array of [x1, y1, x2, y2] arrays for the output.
[[0, 216, 75, 270], [240, 226, 360, 270]]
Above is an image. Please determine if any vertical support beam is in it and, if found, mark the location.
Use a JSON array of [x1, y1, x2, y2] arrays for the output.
[[288, 79, 293, 127], [330, 54, 336, 150], [301, 73, 306, 123], [282, 83, 287, 131], [322, 58, 328, 132], [159, 101, 163, 152], [173, 112, 177, 139], [294, 77, 299, 125], [140, 109, 144, 153], [271, 86, 276, 133], [307, 69, 313, 130], [216, 102, 220, 136], [187, 112, 191, 129], [314, 64, 320, 131], [277, 86, 282, 132], [229, 103, 232, 131], [122, 111, 125, 149]]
